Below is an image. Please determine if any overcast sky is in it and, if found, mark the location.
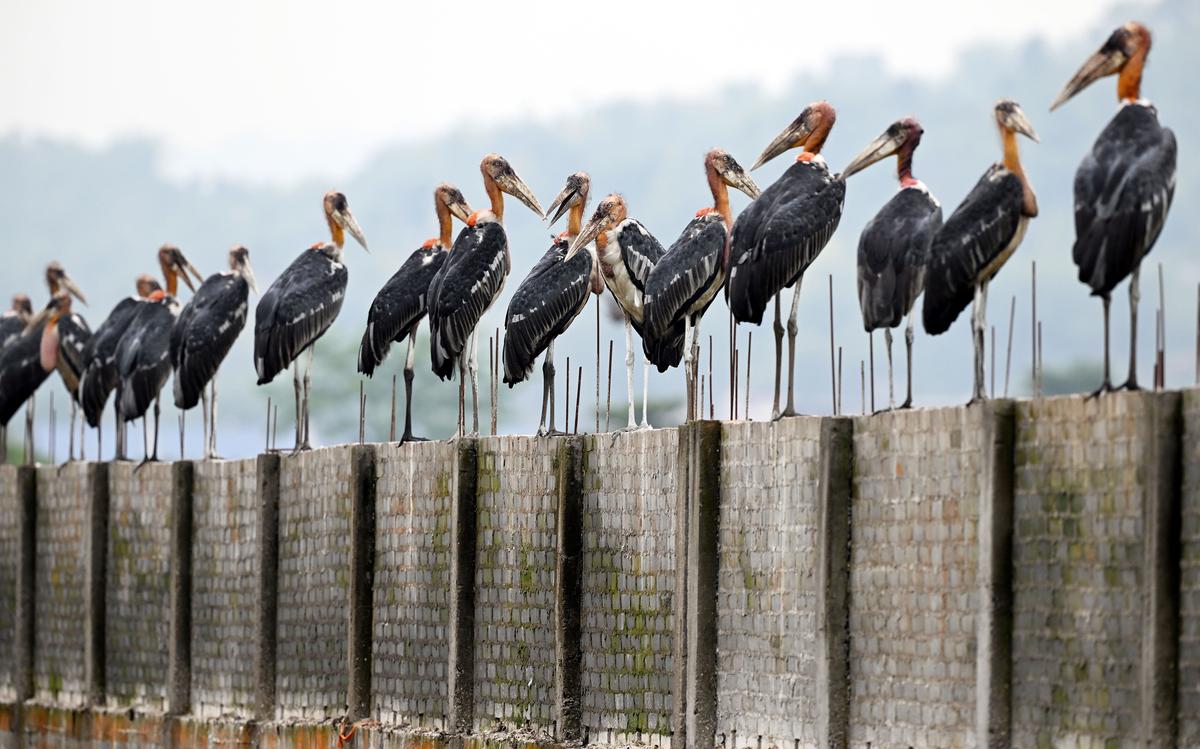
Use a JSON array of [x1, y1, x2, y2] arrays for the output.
[[3, 0, 1148, 183]]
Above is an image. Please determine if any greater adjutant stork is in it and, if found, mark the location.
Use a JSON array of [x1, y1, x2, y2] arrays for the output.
[[255, 190, 368, 451], [726, 101, 846, 418], [358, 183, 472, 442], [116, 246, 202, 463], [427, 154, 544, 436], [502, 171, 602, 435], [0, 295, 33, 349], [1050, 21, 1176, 394], [841, 118, 942, 410], [922, 100, 1039, 403], [172, 246, 258, 459], [643, 149, 760, 421], [569, 195, 683, 429]]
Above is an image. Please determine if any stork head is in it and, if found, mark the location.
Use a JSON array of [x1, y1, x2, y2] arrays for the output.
[[546, 172, 591, 228], [482, 154, 545, 219], [135, 274, 161, 299], [995, 100, 1039, 142], [24, 290, 72, 333], [228, 245, 259, 296], [1051, 22, 1151, 110], [841, 117, 924, 179], [323, 190, 369, 252], [706, 149, 761, 200], [44, 261, 87, 306], [10, 294, 32, 319], [158, 244, 202, 294], [752, 101, 837, 170], [436, 183, 473, 224], [567, 194, 627, 261]]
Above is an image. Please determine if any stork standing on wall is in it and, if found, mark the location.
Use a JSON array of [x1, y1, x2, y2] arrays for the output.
[[358, 184, 473, 443], [643, 149, 760, 421], [841, 118, 942, 410], [115, 246, 202, 464], [255, 191, 368, 451], [726, 102, 846, 418], [0, 295, 32, 462], [427, 154, 544, 436], [923, 100, 1039, 403], [569, 195, 683, 429], [79, 275, 161, 459], [502, 172, 602, 435], [1050, 21, 1176, 394], [171, 246, 259, 459]]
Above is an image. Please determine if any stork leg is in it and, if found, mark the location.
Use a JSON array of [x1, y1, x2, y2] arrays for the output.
[[400, 334, 425, 443], [209, 376, 220, 459], [291, 358, 303, 452], [1, 425, 6, 465], [24, 398, 34, 465], [782, 278, 803, 418], [468, 328, 480, 436], [301, 346, 314, 450], [150, 394, 161, 463], [455, 351, 467, 439], [68, 400, 76, 463], [970, 283, 987, 403], [771, 294, 783, 420], [1089, 293, 1114, 398], [901, 311, 915, 409], [548, 340, 558, 434], [200, 388, 209, 460], [884, 328, 895, 411], [114, 400, 124, 461], [624, 316, 636, 430], [538, 340, 559, 437], [1119, 266, 1141, 391], [683, 317, 694, 422], [641, 359, 652, 429]]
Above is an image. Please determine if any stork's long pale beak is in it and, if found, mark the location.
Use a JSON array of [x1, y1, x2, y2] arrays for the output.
[[546, 181, 584, 227], [1004, 104, 1041, 142], [841, 129, 906, 179], [566, 212, 608, 261], [720, 159, 762, 199], [495, 171, 545, 219], [336, 209, 370, 252], [1051, 47, 1127, 111], [170, 251, 200, 293], [448, 198, 473, 224], [60, 273, 87, 306], [243, 261, 260, 296], [24, 304, 53, 334], [752, 116, 813, 171]]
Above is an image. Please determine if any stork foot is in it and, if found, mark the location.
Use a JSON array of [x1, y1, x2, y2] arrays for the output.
[[133, 457, 158, 474], [872, 406, 894, 416], [1116, 379, 1141, 392], [773, 407, 799, 421], [965, 396, 990, 407], [1086, 381, 1116, 400], [897, 398, 913, 411], [399, 433, 428, 445], [536, 427, 568, 439]]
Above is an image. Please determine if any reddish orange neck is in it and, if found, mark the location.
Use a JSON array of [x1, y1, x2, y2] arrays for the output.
[[483, 171, 504, 223], [1118, 46, 1146, 102], [705, 163, 732, 228], [436, 198, 453, 247], [326, 213, 345, 248], [568, 202, 583, 238], [1002, 128, 1038, 217]]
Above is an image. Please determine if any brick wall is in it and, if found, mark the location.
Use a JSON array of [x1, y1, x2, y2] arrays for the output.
[[0, 466, 16, 703], [1181, 389, 1200, 746], [579, 428, 678, 745], [371, 441, 456, 728], [106, 462, 174, 712]]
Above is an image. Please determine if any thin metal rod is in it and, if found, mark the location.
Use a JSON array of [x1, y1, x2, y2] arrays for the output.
[[868, 332, 875, 413], [828, 275, 836, 415], [836, 346, 843, 416], [49, 391, 56, 465], [708, 335, 714, 420], [271, 405, 278, 452], [1031, 261, 1038, 397], [1195, 282, 1199, 385], [729, 311, 735, 420], [990, 325, 996, 399], [1157, 263, 1165, 390], [265, 397, 271, 452], [1004, 295, 1016, 398], [358, 381, 365, 444], [595, 297, 600, 433], [565, 355, 571, 434], [699, 375, 705, 422], [487, 335, 494, 435], [605, 339, 614, 432], [1037, 321, 1043, 397], [744, 332, 752, 421], [493, 329, 500, 435], [574, 366, 583, 435], [860, 360, 866, 415]]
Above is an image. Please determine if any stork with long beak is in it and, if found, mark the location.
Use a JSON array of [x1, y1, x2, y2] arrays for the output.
[[726, 101, 846, 419], [923, 100, 1039, 403], [1051, 21, 1176, 394], [643, 149, 760, 421], [171, 246, 259, 459], [841, 118, 943, 410], [0, 294, 33, 461], [255, 190, 368, 451], [502, 171, 602, 435], [358, 184, 473, 443], [426, 154, 544, 437]]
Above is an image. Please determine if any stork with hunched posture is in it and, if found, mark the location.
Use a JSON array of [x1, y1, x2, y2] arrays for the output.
[[426, 154, 544, 437], [922, 100, 1039, 403], [1050, 21, 1176, 394], [255, 191, 368, 451], [643, 149, 760, 421], [0, 294, 32, 461], [358, 184, 472, 442], [841, 118, 942, 410], [726, 102, 846, 418]]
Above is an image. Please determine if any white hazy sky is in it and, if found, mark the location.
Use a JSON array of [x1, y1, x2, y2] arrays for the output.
[[3, 0, 1147, 183]]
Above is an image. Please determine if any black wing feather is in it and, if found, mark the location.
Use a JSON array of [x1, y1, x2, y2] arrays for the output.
[[116, 300, 176, 421], [79, 297, 143, 427], [56, 312, 91, 399], [616, 219, 665, 292], [427, 222, 508, 380], [643, 214, 727, 339], [172, 273, 249, 409], [358, 246, 446, 377], [857, 188, 942, 331], [0, 322, 50, 426], [254, 249, 347, 385]]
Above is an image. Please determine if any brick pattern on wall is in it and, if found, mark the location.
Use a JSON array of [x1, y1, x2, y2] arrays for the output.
[[106, 462, 174, 713], [579, 428, 678, 745], [0, 466, 17, 703], [472, 437, 559, 733], [850, 408, 981, 748], [1012, 394, 1148, 747], [716, 419, 822, 749], [191, 459, 259, 719], [1181, 390, 1200, 746], [33, 464, 90, 707], [371, 441, 456, 728], [275, 447, 353, 722]]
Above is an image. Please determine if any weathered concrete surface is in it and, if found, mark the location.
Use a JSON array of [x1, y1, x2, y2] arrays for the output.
[[580, 428, 678, 747], [1180, 389, 1200, 747], [0, 466, 17, 705]]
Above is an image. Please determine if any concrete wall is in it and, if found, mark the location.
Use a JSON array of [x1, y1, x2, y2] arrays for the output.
[[1182, 389, 1200, 747], [0, 466, 16, 704]]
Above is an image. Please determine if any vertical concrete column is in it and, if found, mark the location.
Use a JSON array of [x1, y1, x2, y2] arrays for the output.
[[14, 465, 35, 703], [555, 436, 585, 742], [348, 444, 377, 721], [676, 421, 722, 749], [167, 461, 194, 716], [255, 453, 281, 722], [815, 417, 853, 749], [975, 400, 1016, 749], [1140, 392, 1182, 747], [86, 461, 110, 705], [447, 438, 479, 733]]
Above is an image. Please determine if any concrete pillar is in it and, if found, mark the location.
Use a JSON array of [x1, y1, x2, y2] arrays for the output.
[[815, 417, 853, 749], [348, 444, 377, 721], [85, 462, 110, 705], [255, 453, 281, 722], [167, 461, 194, 716], [554, 436, 584, 742], [447, 438, 479, 733], [14, 465, 35, 703], [975, 400, 1016, 749]]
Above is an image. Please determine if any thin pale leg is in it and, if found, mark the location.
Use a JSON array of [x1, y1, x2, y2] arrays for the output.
[[209, 376, 219, 458], [625, 316, 636, 429], [641, 359, 652, 429], [151, 395, 161, 462], [468, 328, 480, 436], [456, 351, 467, 439], [300, 346, 314, 450], [884, 328, 895, 410], [683, 318, 693, 422], [783, 278, 803, 417], [68, 400, 76, 462], [292, 358, 303, 451], [771, 294, 783, 420], [970, 283, 987, 403], [401, 334, 424, 443], [1089, 294, 1113, 398], [539, 340, 558, 436], [200, 389, 209, 460], [1121, 267, 1141, 390], [902, 311, 915, 409]]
